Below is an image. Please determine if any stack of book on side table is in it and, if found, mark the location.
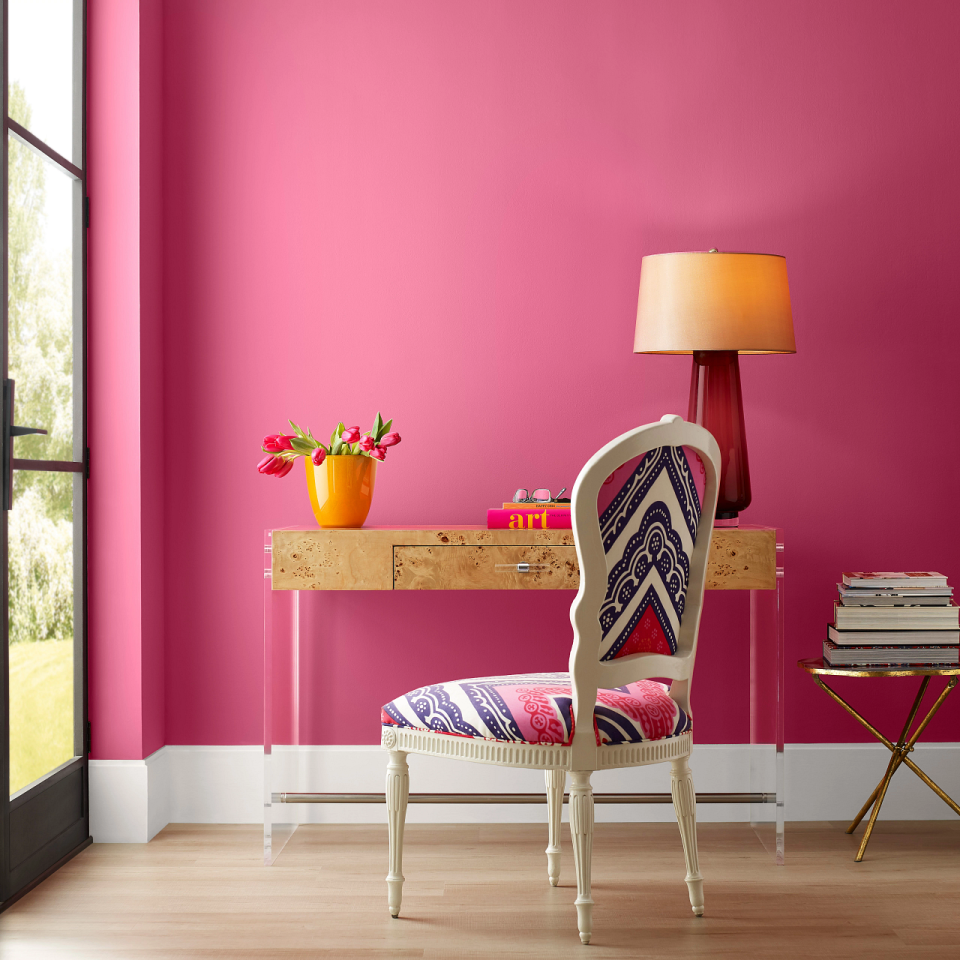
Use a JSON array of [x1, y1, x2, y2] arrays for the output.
[[825, 572, 959, 668]]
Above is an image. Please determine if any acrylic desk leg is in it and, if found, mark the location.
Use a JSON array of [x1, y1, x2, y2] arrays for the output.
[[749, 533, 785, 864], [264, 532, 275, 864], [264, 530, 300, 865]]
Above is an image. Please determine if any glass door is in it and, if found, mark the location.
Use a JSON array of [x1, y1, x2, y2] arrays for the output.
[[1, 0, 87, 908]]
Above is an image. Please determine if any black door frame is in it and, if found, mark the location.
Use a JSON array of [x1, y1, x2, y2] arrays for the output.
[[0, 0, 90, 911]]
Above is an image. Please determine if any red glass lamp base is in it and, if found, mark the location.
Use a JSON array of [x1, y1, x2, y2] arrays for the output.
[[713, 516, 741, 528], [687, 350, 751, 518]]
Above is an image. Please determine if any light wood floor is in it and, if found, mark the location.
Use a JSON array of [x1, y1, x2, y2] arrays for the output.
[[2, 821, 960, 958]]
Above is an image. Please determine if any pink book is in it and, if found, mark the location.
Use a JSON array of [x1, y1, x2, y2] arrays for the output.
[[487, 508, 572, 530], [842, 572, 948, 588]]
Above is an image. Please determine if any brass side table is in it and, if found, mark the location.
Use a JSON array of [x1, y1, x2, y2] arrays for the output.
[[798, 658, 960, 861]]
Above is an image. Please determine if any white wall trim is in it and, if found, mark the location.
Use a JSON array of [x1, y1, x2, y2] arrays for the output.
[[88, 742, 960, 842], [89, 755, 150, 843]]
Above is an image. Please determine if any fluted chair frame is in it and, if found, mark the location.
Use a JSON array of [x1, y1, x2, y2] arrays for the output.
[[381, 415, 721, 943]]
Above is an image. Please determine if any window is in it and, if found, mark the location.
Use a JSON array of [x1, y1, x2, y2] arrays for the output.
[[2, 0, 87, 905]]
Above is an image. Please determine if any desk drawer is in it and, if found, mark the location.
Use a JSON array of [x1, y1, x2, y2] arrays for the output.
[[393, 545, 580, 590]]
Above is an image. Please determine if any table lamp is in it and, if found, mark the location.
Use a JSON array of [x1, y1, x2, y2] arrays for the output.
[[634, 250, 795, 524]]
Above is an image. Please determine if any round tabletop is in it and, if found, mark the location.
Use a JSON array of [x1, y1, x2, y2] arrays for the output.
[[798, 657, 960, 678]]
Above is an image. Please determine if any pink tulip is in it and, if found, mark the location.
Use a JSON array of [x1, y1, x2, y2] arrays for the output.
[[263, 434, 295, 452], [341, 426, 361, 444], [380, 431, 401, 447], [369, 445, 387, 461], [275, 459, 295, 478], [258, 454, 284, 475], [311, 447, 327, 466], [358, 434, 375, 451]]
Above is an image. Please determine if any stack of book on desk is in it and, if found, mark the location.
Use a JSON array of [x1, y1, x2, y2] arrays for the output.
[[487, 502, 572, 529], [824, 572, 959, 667]]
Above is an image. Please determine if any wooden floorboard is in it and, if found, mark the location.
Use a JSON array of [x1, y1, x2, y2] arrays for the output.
[[1, 821, 959, 958]]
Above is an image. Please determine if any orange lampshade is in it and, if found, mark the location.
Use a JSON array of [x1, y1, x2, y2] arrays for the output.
[[634, 251, 795, 354]]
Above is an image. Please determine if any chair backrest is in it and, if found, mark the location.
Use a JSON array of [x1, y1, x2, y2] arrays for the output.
[[567, 416, 720, 767]]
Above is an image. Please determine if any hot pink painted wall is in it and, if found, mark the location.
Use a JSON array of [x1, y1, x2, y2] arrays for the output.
[[87, 0, 165, 759], [93, 0, 960, 758]]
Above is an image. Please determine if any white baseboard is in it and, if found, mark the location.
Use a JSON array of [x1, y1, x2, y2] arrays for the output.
[[89, 758, 150, 843], [89, 747, 170, 843], [784, 742, 960, 820], [89, 746, 263, 842], [88, 742, 960, 842]]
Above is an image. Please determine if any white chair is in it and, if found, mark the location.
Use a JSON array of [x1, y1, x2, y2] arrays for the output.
[[379, 416, 720, 943]]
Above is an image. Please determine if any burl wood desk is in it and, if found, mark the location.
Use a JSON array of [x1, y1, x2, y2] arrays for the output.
[[264, 525, 785, 864]]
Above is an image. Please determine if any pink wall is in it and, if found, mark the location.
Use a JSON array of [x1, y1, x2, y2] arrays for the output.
[[137, 0, 166, 758], [87, 0, 165, 759], [93, 0, 960, 757]]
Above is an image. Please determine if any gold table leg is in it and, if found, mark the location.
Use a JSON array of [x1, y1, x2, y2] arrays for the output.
[[813, 675, 960, 861], [846, 677, 930, 834]]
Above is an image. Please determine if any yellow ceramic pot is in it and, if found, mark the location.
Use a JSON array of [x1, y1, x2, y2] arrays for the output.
[[305, 455, 377, 528]]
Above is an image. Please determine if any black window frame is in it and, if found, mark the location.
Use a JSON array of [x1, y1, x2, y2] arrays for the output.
[[0, 0, 89, 911]]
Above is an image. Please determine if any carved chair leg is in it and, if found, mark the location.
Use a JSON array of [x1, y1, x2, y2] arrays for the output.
[[568, 770, 595, 944], [670, 756, 704, 916], [386, 750, 409, 918], [545, 769, 565, 887]]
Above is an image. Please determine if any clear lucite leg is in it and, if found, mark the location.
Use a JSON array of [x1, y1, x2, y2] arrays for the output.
[[263, 532, 274, 865], [749, 531, 785, 864], [264, 530, 301, 865]]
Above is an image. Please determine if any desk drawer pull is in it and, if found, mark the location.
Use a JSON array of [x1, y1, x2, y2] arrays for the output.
[[496, 562, 549, 574]]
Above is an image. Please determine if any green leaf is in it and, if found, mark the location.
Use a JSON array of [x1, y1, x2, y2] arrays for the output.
[[331, 438, 342, 456], [373, 412, 383, 437], [288, 419, 306, 439], [289, 437, 313, 454]]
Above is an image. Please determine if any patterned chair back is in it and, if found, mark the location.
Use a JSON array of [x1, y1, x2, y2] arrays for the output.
[[567, 417, 720, 764], [596, 446, 706, 661]]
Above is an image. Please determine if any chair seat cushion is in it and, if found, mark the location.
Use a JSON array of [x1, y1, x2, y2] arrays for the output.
[[381, 672, 690, 747]]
